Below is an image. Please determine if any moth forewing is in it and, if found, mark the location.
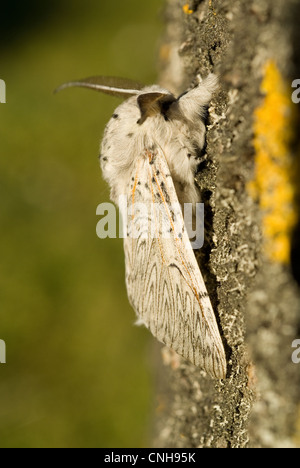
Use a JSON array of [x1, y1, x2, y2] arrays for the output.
[[124, 148, 226, 380]]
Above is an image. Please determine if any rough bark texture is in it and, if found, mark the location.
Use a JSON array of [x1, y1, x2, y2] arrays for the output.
[[153, 0, 300, 448]]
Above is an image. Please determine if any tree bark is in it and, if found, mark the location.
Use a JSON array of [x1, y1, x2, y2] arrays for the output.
[[153, 0, 300, 448]]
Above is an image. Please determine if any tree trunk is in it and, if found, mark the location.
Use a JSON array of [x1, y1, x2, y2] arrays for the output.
[[153, 0, 300, 449]]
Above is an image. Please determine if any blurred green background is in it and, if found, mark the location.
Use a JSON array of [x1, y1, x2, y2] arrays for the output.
[[0, 0, 163, 448]]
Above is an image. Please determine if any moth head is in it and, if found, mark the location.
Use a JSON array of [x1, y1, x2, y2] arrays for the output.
[[134, 74, 219, 126], [136, 91, 176, 125], [55, 74, 218, 127], [55, 76, 177, 124]]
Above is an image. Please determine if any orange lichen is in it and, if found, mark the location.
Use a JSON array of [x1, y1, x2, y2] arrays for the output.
[[183, 3, 193, 15], [248, 60, 297, 264]]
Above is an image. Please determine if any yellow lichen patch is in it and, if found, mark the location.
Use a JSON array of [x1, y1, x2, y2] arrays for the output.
[[248, 60, 297, 264], [183, 3, 193, 15]]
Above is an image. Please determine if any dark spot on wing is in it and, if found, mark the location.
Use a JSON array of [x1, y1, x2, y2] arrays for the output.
[[169, 209, 176, 222], [160, 181, 171, 204], [198, 291, 209, 299], [169, 263, 184, 278]]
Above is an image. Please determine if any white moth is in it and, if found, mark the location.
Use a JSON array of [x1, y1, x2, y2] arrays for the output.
[[57, 75, 227, 379]]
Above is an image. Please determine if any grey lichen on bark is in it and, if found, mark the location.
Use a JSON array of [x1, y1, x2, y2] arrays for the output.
[[153, 0, 300, 448]]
